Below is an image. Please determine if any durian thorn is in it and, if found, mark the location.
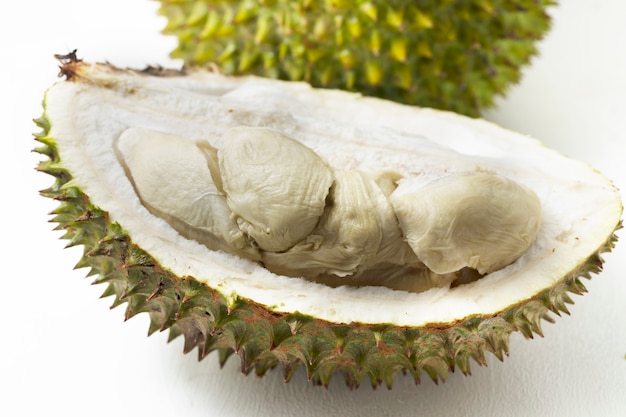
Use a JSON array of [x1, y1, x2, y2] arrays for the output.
[[458, 359, 472, 376], [541, 312, 556, 324], [226, 293, 240, 315], [423, 366, 443, 385], [32, 134, 56, 149], [557, 304, 571, 316], [147, 279, 165, 301], [196, 342, 211, 361], [182, 334, 202, 356], [74, 257, 92, 271], [118, 287, 129, 302], [369, 375, 383, 390], [342, 372, 360, 391], [239, 351, 252, 375], [99, 283, 118, 301], [281, 361, 300, 384], [72, 210, 96, 223], [488, 337, 510, 362], [214, 346, 231, 365], [32, 145, 54, 157], [124, 304, 140, 322], [561, 292, 575, 305], [332, 346, 344, 355], [32, 115, 50, 130], [288, 319, 302, 335], [373, 331, 382, 348], [412, 371, 422, 386]]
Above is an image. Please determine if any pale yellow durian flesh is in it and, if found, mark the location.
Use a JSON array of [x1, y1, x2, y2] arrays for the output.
[[116, 125, 542, 293]]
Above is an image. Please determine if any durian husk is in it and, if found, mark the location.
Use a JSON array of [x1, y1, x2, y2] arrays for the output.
[[34, 92, 620, 389], [157, 0, 555, 117]]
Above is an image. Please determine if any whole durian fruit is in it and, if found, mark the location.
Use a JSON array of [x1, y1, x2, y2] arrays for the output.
[[36, 55, 621, 389], [157, 0, 555, 116]]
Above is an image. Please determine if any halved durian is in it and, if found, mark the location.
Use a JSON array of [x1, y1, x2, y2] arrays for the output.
[[35, 58, 622, 388]]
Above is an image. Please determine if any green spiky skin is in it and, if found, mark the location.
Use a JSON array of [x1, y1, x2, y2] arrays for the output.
[[33, 110, 620, 389], [157, 0, 555, 117]]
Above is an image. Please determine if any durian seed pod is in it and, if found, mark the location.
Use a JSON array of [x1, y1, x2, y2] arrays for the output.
[[35, 58, 621, 389], [157, 0, 555, 116]]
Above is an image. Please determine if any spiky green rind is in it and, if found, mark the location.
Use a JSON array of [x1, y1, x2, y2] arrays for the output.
[[157, 0, 555, 117], [34, 111, 619, 389]]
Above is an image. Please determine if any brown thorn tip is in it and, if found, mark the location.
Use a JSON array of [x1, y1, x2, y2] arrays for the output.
[[54, 49, 82, 80]]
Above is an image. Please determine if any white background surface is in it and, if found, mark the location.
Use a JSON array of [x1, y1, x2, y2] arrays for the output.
[[1, 1, 625, 416]]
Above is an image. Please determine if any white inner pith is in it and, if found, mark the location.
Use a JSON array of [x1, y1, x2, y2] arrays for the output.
[[45, 64, 622, 326]]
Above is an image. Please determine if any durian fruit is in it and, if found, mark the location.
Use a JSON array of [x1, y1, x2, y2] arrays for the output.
[[157, 0, 555, 116], [35, 57, 621, 389]]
